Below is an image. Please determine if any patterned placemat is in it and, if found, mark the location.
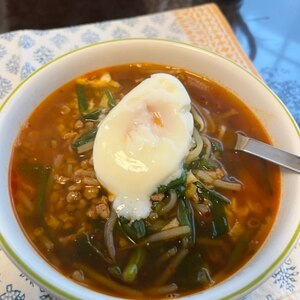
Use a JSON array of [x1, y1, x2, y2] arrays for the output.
[[0, 3, 299, 300]]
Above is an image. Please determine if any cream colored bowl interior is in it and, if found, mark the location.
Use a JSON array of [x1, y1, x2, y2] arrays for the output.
[[0, 39, 299, 300]]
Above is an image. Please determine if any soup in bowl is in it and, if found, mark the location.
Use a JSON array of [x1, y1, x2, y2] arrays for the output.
[[0, 39, 299, 300]]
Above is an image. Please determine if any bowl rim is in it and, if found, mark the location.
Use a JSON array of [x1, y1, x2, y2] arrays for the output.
[[0, 37, 299, 300], [1, 38, 299, 133]]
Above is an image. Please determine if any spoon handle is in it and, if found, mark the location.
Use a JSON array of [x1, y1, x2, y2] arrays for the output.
[[234, 133, 300, 174]]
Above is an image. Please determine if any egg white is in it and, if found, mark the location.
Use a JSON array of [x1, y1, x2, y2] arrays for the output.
[[93, 73, 193, 220]]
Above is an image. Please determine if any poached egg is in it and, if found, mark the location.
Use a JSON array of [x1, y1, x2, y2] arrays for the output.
[[93, 73, 193, 220]]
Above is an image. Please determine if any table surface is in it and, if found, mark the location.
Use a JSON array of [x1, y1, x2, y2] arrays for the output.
[[0, 0, 299, 124]]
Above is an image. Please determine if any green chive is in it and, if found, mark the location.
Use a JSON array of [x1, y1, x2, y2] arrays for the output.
[[122, 248, 146, 283], [178, 198, 195, 246], [76, 84, 88, 115], [157, 171, 187, 194], [71, 127, 98, 151], [103, 88, 116, 108]]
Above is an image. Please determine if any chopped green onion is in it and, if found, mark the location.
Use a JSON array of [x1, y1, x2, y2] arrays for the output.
[[176, 185, 186, 198], [108, 265, 123, 280], [154, 190, 177, 216], [20, 164, 53, 219], [76, 84, 88, 115], [71, 127, 98, 151], [153, 197, 169, 214], [122, 248, 146, 283], [226, 227, 257, 269], [195, 181, 229, 238], [119, 219, 146, 242], [76, 84, 103, 120], [77, 141, 94, 154], [226, 235, 248, 269], [37, 167, 53, 218], [195, 181, 231, 205], [210, 197, 228, 238], [178, 198, 195, 247], [186, 158, 219, 171], [83, 109, 101, 121], [20, 163, 50, 172], [103, 88, 116, 108], [157, 171, 187, 194]]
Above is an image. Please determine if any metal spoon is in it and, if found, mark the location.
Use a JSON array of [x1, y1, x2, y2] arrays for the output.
[[234, 132, 300, 174]]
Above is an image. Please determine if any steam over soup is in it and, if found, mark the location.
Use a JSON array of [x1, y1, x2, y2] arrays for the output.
[[10, 64, 280, 299]]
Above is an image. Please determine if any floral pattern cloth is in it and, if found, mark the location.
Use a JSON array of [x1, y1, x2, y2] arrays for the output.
[[0, 3, 299, 299]]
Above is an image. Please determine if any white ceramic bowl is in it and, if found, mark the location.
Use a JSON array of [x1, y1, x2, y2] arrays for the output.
[[0, 39, 299, 300]]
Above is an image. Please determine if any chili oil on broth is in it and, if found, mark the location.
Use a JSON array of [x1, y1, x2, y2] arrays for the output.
[[10, 63, 280, 299]]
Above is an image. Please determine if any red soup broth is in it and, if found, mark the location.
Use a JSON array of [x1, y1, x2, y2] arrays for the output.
[[10, 63, 280, 299]]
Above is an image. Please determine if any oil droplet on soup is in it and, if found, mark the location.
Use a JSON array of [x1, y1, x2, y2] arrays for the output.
[[10, 63, 280, 299]]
